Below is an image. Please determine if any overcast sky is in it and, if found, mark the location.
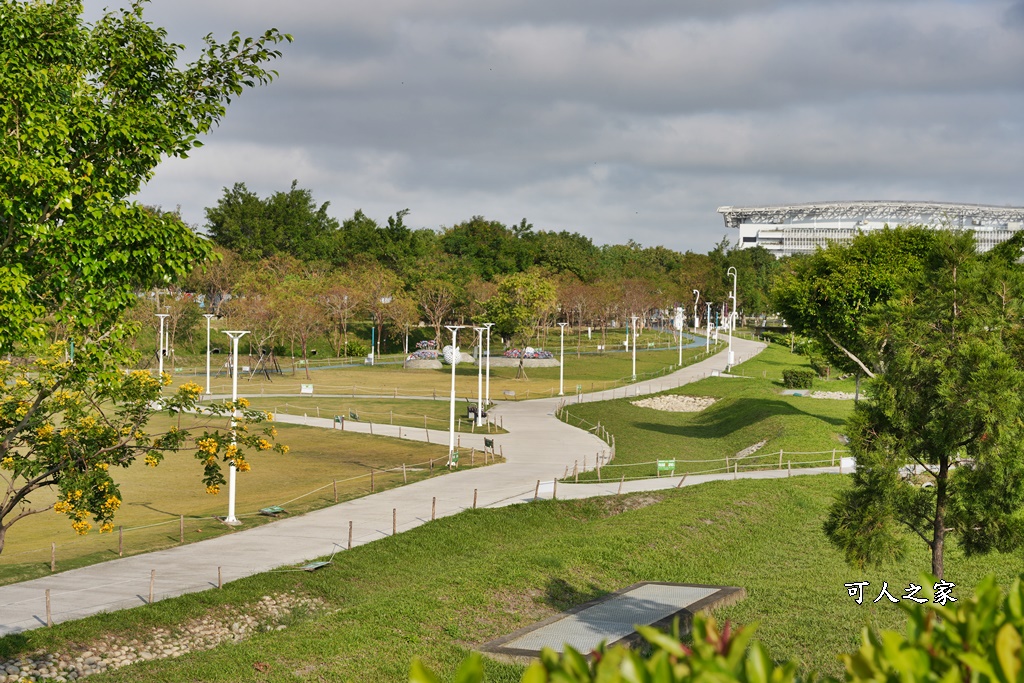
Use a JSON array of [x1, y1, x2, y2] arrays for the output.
[[83, 0, 1024, 252]]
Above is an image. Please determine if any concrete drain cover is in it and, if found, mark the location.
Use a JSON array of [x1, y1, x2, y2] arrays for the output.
[[480, 582, 744, 659]]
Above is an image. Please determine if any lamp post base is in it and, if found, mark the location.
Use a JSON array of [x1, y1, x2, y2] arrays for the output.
[[727, 350, 735, 365], [219, 516, 242, 527]]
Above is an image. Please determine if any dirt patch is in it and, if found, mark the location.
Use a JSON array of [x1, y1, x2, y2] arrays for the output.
[[593, 493, 665, 517], [631, 395, 716, 412]]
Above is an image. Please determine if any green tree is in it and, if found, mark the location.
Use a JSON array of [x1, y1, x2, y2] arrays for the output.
[[0, 0, 289, 551], [824, 231, 1024, 578], [772, 227, 938, 377], [483, 272, 557, 346]]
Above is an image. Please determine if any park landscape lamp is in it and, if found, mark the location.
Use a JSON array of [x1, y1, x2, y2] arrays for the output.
[[727, 266, 737, 367], [203, 313, 216, 395], [474, 327, 485, 426], [445, 325, 465, 465], [558, 322, 568, 395], [483, 322, 494, 406], [155, 313, 169, 377], [705, 302, 712, 354], [692, 289, 700, 334], [631, 316, 638, 381], [223, 330, 249, 525]]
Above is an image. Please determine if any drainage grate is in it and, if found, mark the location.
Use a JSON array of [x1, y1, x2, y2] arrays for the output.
[[480, 582, 744, 659]]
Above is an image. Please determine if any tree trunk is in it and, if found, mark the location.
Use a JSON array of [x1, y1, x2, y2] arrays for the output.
[[932, 455, 949, 579], [302, 342, 311, 380]]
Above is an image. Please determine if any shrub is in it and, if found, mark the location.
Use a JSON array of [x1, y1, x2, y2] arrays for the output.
[[411, 575, 1024, 683], [782, 369, 815, 389]]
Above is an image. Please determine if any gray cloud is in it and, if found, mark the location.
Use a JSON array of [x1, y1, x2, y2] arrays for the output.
[[82, 0, 1024, 252]]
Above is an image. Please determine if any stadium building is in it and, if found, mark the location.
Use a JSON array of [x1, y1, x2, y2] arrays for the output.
[[718, 201, 1024, 257]]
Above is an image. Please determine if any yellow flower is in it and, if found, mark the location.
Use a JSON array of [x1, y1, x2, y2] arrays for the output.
[[144, 453, 160, 467], [94, 462, 109, 471], [160, 372, 172, 386], [102, 495, 121, 512], [71, 520, 92, 535], [36, 423, 55, 440], [206, 484, 220, 495], [100, 522, 114, 534], [14, 379, 29, 389], [54, 500, 74, 514], [256, 438, 271, 451], [225, 443, 238, 458], [0, 456, 14, 470], [269, 427, 277, 438], [180, 381, 202, 397], [266, 412, 274, 422], [237, 397, 250, 409], [234, 458, 251, 473], [280, 445, 290, 454]]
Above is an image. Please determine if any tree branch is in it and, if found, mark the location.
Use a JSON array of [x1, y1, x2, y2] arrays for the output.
[[823, 332, 876, 379]]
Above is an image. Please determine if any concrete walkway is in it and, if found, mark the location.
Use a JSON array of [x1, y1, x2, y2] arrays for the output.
[[0, 337, 810, 635]]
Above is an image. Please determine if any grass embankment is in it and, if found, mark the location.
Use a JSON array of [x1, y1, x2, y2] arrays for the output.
[[565, 344, 857, 481], [168, 344, 716, 401], [4, 476, 1021, 681], [241, 398, 508, 435], [0, 415, 469, 586]]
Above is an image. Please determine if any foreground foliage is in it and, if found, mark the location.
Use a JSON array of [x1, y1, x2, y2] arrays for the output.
[[413, 575, 1024, 683]]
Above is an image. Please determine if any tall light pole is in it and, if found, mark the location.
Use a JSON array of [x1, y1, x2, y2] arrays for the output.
[[557, 322, 568, 395], [692, 289, 700, 334], [705, 302, 712, 354], [203, 314, 216, 395], [727, 266, 737, 366], [675, 306, 683, 367], [630, 316, 638, 381], [155, 313, 169, 377], [223, 330, 249, 525], [483, 323, 494, 406], [474, 327, 485, 426], [445, 325, 465, 464]]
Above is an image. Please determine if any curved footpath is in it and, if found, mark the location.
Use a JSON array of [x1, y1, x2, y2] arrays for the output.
[[0, 337, 841, 635]]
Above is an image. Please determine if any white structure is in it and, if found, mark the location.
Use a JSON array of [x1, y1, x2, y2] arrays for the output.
[[719, 201, 1024, 257]]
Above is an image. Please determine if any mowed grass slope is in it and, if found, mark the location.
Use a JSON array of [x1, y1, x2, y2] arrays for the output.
[[568, 345, 854, 480], [0, 415, 455, 585], [4, 476, 1021, 681]]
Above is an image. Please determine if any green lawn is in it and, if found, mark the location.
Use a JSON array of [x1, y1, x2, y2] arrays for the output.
[[0, 415, 468, 585], [565, 345, 855, 481], [4, 476, 1021, 681]]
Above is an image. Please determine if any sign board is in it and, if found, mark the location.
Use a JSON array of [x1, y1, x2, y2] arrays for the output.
[[657, 459, 676, 476], [242, 366, 250, 372], [450, 451, 460, 466], [334, 415, 343, 424], [576, 384, 582, 394], [300, 384, 314, 395], [484, 437, 494, 449]]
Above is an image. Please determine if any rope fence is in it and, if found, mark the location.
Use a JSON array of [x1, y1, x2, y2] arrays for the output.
[[258, 401, 504, 434]]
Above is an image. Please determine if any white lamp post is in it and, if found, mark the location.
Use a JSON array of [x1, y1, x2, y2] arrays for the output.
[[222, 330, 249, 525], [705, 302, 712, 354], [474, 327, 485, 426], [445, 325, 465, 464], [675, 306, 683, 367], [692, 289, 700, 334], [483, 323, 494, 406], [557, 322, 568, 395], [155, 313, 169, 377], [203, 314, 216, 395], [630, 316, 638, 381], [727, 266, 737, 366]]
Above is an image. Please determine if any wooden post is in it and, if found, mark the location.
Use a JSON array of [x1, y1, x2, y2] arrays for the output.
[[734, 462, 738, 479], [426, 428, 430, 444], [348, 520, 353, 550], [149, 569, 155, 603], [500, 416, 503, 430], [393, 508, 397, 536], [832, 449, 836, 466], [333, 479, 338, 503], [597, 463, 602, 482], [553, 479, 558, 500], [218, 566, 223, 589], [50, 542, 55, 572], [46, 589, 52, 627], [458, 434, 461, 448], [371, 469, 375, 492], [618, 474, 625, 495], [403, 463, 407, 484], [390, 410, 393, 425], [430, 458, 434, 473], [471, 448, 475, 466], [369, 421, 373, 435], [788, 461, 792, 477], [118, 526, 123, 557], [534, 479, 540, 501], [676, 474, 687, 488], [500, 444, 503, 459], [431, 496, 436, 521], [574, 461, 579, 483], [779, 449, 783, 468], [179, 515, 184, 543], [458, 417, 461, 432], [473, 489, 478, 509]]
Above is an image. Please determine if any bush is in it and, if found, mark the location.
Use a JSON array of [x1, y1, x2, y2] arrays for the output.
[[411, 575, 1024, 683], [782, 369, 815, 389], [343, 340, 369, 357]]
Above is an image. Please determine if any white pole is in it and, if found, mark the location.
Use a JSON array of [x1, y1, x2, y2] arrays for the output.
[[727, 267, 737, 366], [223, 330, 249, 525], [474, 327, 485, 426], [705, 303, 712, 354], [692, 289, 700, 335], [558, 322, 568, 395], [483, 323, 493, 406], [203, 314, 215, 395], [631, 316, 638, 381], [156, 314, 169, 378], [445, 325, 464, 462], [677, 308, 683, 366]]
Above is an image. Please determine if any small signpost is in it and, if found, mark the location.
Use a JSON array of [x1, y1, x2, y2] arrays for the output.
[[300, 384, 314, 395], [657, 459, 676, 477], [349, 410, 359, 421], [449, 451, 459, 469]]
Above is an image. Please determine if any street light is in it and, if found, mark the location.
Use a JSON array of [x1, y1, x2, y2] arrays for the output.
[[631, 316, 638, 381], [444, 325, 465, 464], [705, 302, 712, 354], [474, 327, 485, 427], [155, 313, 169, 377], [727, 266, 737, 366], [222, 330, 249, 525], [692, 289, 700, 335], [557, 322, 568, 395], [483, 323, 494, 406], [203, 314, 216, 395]]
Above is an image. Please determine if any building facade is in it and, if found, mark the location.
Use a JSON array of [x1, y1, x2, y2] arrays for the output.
[[718, 201, 1024, 257]]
